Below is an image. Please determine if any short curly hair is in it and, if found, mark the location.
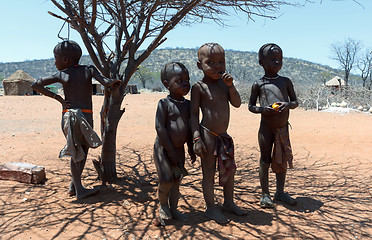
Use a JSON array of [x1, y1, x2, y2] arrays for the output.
[[53, 40, 82, 64], [160, 62, 189, 87], [258, 43, 282, 61]]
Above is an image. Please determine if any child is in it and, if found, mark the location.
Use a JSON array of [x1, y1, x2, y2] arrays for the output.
[[31, 40, 120, 200], [153, 62, 196, 225], [248, 43, 298, 208], [191, 43, 246, 224]]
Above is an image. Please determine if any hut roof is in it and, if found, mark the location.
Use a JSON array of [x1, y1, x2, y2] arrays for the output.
[[4, 70, 35, 83], [325, 76, 346, 87]]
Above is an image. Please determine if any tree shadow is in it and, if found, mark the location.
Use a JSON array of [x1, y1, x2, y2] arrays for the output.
[[1, 144, 371, 239]]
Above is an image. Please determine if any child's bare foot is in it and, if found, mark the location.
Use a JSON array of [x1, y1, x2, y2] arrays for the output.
[[76, 187, 99, 200], [222, 202, 247, 216], [159, 204, 172, 220], [171, 209, 187, 221], [68, 182, 76, 196], [205, 207, 229, 224]]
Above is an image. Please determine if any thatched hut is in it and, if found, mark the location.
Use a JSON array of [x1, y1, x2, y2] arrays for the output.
[[3, 70, 36, 95], [324, 76, 346, 89]]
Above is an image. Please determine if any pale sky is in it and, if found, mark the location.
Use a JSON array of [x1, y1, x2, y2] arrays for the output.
[[1, 0, 371, 69]]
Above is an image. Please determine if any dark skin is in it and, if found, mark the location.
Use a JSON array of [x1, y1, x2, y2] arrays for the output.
[[248, 46, 298, 202], [31, 52, 120, 200], [190, 44, 246, 224], [154, 65, 196, 222]]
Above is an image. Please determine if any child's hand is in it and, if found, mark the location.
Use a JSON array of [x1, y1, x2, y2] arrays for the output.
[[188, 149, 197, 164], [276, 102, 290, 113], [262, 105, 278, 115], [193, 139, 207, 157], [221, 73, 233, 88]]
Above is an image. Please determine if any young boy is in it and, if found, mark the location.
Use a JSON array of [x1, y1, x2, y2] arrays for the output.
[[248, 43, 298, 208], [191, 43, 246, 224], [153, 62, 196, 225], [31, 40, 120, 200]]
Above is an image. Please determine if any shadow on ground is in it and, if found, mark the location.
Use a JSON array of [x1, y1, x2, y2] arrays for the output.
[[0, 144, 371, 239]]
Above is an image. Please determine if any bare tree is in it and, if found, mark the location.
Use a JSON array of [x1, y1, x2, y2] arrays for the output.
[[48, 0, 306, 183], [358, 49, 372, 88], [330, 38, 361, 86]]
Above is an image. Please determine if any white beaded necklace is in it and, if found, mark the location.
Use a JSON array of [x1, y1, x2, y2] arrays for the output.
[[263, 75, 280, 80], [168, 95, 185, 103]]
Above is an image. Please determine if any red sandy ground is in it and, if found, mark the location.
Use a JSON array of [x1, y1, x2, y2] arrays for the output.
[[0, 93, 371, 239]]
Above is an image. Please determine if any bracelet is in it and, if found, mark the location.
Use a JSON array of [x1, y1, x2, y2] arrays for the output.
[[193, 136, 201, 143]]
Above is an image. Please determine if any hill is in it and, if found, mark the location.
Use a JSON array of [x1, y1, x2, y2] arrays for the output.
[[0, 48, 356, 89]]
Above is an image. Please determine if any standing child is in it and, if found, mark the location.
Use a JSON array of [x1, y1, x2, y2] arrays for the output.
[[248, 43, 298, 208], [191, 43, 246, 224], [31, 40, 120, 200], [153, 62, 196, 225]]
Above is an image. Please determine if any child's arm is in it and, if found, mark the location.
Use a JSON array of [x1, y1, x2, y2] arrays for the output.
[[222, 73, 241, 108], [89, 66, 121, 88], [248, 82, 276, 115], [277, 79, 299, 113], [31, 76, 70, 109], [187, 135, 196, 164], [155, 100, 178, 166], [190, 84, 207, 157]]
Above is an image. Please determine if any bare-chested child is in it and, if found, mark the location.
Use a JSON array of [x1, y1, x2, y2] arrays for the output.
[[31, 40, 120, 200], [153, 62, 196, 225], [191, 43, 246, 224], [248, 43, 298, 208]]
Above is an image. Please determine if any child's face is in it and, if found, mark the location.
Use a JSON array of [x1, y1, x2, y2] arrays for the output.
[[260, 48, 283, 76], [54, 53, 69, 71], [197, 46, 226, 81], [167, 68, 190, 98]]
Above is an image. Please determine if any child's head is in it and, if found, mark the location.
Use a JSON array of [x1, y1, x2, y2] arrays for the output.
[[258, 43, 283, 76], [161, 62, 190, 97], [53, 40, 82, 70], [197, 43, 225, 80]]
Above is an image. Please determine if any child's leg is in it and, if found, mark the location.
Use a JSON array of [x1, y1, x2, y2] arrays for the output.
[[276, 172, 286, 193], [154, 142, 174, 220], [70, 158, 98, 199], [258, 123, 275, 208], [258, 123, 274, 194], [69, 146, 88, 195], [222, 172, 247, 215], [169, 177, 186, 221], [158, 180, 172, 220], [200, 129, 229, 224], [274, 171, 297, 206]]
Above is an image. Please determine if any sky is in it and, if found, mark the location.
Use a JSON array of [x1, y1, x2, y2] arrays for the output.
[[0, 0, 371, 69]]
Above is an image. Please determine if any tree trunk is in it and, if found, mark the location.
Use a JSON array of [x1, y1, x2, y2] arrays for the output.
[[93, 85, 125, 184]]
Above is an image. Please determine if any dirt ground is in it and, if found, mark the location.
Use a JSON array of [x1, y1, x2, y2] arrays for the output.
[[0, 92, 371, 240]]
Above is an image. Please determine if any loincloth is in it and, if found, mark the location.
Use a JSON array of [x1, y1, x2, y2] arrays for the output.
[[59, 109, 102, 162], [201, 124, 236, 186], [271, 124, 293, 173]]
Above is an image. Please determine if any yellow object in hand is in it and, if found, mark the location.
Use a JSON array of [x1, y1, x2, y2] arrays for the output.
[[272, 103, 280, 111]]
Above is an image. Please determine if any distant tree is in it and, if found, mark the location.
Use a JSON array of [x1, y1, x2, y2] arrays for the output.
[[49, 0, 316, 182], [331, 38, 361, 86], [357, 49, 372, 88], [134, 66, 157, 89], [319, 72, 332, 85]]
